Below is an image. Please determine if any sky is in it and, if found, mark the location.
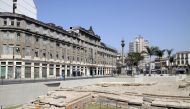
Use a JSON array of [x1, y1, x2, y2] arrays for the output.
[[35, 0, 190, 53]]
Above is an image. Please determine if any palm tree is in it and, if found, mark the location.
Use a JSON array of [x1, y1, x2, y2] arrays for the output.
[[125, 52, 144, 76], [155, 49, 165, 76], [166, 49, 173, 75], [166, 49, 173, 58], [169, 56, 175, 75], [142, 46, 158, 76]]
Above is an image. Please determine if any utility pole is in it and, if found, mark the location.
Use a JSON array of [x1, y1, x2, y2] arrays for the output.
[[13, 0, 17, 13]]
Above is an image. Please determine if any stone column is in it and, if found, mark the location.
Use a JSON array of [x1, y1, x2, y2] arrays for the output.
[[31, 62, 34, 79], [53, 64, 56, 78], [59, 65, 62, 77], [39, 63, 42, 78], [47, 64, 49, 78], [86, 67, 90, 76], [5, 61, 8, 79], [70, 66, 73, 77], [21, 62, 25, 78], [101, 67, 103, 75], [13, 61, 16, 78], [65, 65, 67, 77], [96, 67, 99, 75]]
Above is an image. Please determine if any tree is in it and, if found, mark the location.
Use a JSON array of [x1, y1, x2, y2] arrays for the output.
[[155, 49, 166, 76], [169, 56, 175, 75], [166, 49, 173, 58], [166, 49, 174, 75], [125, 52, 144, 76], [142, 46, 158, 76]]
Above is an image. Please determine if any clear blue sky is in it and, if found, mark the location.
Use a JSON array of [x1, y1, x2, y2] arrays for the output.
[[35, 0, 190, 53]]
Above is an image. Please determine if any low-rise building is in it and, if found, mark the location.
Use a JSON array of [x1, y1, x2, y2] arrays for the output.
[[175, 51, 190, 66]]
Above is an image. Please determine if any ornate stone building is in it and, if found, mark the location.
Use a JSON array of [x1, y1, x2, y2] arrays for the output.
[[0, 12, 117, 79]]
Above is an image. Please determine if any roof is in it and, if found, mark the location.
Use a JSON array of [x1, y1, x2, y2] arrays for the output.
[[70, 26, 101, 40], [176, 51, 190, 54], [101, 42, 117, 53], [0, 12, 72, 37]]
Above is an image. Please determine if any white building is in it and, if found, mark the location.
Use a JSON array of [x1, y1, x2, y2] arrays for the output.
[[175, 51, 190, 66], [128, 36, 150, 68], [0, 0, 37, 19]]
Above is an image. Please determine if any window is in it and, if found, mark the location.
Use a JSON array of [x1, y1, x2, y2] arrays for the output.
[[8, 66, 14, 79], [62, 55, 64, 59], [50, 53, 53, 59], [17, 33, 20, 37], [35, 51, 39, 57], [34, 67, 39, 78], [1, 62, 6, 65], [3, 45, 13, 55], [3, 32, 15, 40], [25, 47, 30, 56], [182, 60, 184, 64], [56, 54, 59, 59], [25, 66, 31, 78], [49, 64, 54, 75], [17, 22, 20, 27], [56, 43, 60, 46], [15, 47, 20, 53], [177, 61, 180, 64], [16, 62, 22, 65], [11, 21, 14, 26], [181, 54, 184, 59], [49, 68, 53, 75], [1, 66, 6, 79], [43, 52, 46, 57], [4, 20, 7, 26], [186, 60, 188, 65], [186, 53, 188, 59], [35, 37, 39, 42]]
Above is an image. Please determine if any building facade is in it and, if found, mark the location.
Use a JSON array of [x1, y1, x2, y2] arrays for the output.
[[128, 36, 149, 69], [129, 36, 149, 53], [175, 51, 190, 66], [0, 12, 117, 79], [0, 0, 37, 19]]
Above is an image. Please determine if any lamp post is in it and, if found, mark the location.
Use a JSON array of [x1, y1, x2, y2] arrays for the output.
[[121, 40, 125, 65]]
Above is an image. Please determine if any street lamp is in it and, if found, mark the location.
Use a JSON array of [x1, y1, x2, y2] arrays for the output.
[[121, 40, 125, 65]]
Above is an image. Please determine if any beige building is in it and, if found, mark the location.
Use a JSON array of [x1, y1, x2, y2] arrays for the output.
[[0, 12, 117, 79]]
